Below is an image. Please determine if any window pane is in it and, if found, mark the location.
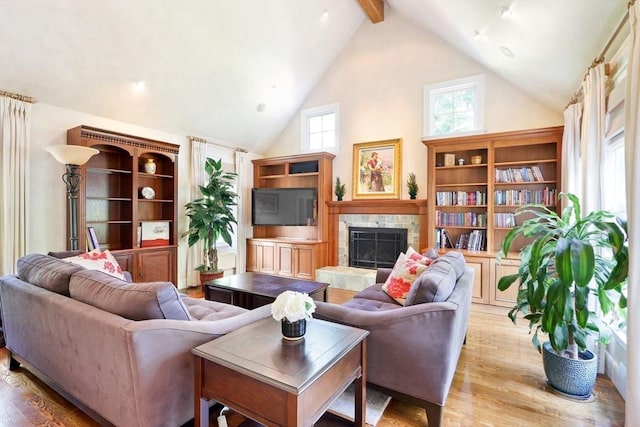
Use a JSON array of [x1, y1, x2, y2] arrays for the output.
[[454, 89, 475, 112], [309, 133, 322, 149], [433, 93, 453, 115], [309, 116, 322, 133], [321, 130, 335, 147], [453, 111, 474, 133], [322, 113, 335, 131], [433, 113, 453, 135]]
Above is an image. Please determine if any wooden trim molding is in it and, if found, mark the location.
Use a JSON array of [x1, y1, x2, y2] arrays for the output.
[[326, 199, 428, 265]]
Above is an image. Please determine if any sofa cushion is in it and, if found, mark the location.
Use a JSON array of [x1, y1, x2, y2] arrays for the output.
[[69, 270, 191, 321], [406, 246, 438, 265], [182, 296, 248, 321], [381, 252, 429, 305], [17, 253, 85, 296], [63, 249, 126, 280], [404, 251, 466, 305]]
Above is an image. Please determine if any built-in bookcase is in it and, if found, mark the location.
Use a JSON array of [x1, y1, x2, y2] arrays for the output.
[[423, 126, 563, 306]]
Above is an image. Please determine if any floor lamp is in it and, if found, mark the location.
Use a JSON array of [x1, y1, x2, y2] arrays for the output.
[[46, 145, 99, 250]]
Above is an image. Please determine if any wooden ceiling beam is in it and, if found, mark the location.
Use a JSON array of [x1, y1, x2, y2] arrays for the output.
[[356, 0, 384, 23]]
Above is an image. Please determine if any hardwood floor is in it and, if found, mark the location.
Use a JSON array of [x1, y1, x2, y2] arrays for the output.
[[0, 287, 625, 426]]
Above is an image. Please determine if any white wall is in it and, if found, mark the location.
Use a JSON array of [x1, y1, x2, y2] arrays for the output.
[[29, 103, 193, 288], [267, 9, 562, 199]]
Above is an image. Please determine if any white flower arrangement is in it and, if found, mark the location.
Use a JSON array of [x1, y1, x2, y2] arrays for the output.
[[271, 290, 316, 322]]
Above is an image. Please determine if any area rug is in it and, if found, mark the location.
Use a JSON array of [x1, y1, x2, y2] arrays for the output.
[[327, 384, 391, 426]]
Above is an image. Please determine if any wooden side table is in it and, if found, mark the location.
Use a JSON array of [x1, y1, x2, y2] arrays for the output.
[[192, 318, 368, 426]]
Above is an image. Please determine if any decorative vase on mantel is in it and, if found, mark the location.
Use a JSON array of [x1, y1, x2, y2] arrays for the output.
[[281, 318, 306, 340]]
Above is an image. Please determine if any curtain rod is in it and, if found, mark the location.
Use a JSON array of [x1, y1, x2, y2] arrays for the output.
[[0, 90, 37, 103], [188, 135, 248, 153]]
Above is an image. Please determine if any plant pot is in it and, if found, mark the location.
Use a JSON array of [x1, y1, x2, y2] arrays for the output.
[[409, 193, 417, 200], [281, 319, 306, 340], [542, 341, 597, 398], [199, 271, 224, 290], [336, 195, 343, 201]]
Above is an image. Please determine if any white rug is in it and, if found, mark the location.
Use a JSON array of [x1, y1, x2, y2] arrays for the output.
[[327, 384, 391, 426]]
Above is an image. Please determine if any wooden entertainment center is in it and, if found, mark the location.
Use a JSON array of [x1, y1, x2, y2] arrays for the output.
[[247, 152, 334, 280], [67, 125, 179, 285]]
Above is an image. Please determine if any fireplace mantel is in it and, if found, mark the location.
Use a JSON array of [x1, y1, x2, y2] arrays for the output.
[[326, 199, 428, 265]]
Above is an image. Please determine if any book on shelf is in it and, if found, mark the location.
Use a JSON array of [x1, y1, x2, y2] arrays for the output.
[[454, 229, 486, 251], [86, 226, 100, 251], [435, 228, 455, 249]]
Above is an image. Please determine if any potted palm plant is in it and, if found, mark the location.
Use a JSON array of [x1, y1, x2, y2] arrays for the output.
[[497, 193, 627, 399], [184, 158, 238, 285]]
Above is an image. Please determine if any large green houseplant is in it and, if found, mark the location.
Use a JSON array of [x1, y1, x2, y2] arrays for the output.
[[184, 158, 238, 280], [497, 193, 627, 397]]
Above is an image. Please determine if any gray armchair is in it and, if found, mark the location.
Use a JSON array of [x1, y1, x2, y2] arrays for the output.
[[314, 253, 474, 427]]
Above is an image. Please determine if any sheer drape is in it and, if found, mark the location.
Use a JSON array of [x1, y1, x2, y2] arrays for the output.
[[625, 1, 640, 423], [580, 63, 607, 214], [0, 96, 31, 275], [561, 102, 583, 202], [234, 151, 253, 273], [186, 139, 207, 287]]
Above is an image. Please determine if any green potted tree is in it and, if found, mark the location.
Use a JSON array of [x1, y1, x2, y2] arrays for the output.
[[407, 172, 418, 199], [184, 158, 238, 285], [497, 193, 627, 399], [334, 177, 346, 201]]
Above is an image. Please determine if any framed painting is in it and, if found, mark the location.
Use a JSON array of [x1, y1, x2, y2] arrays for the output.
[[352, 138, 402, 199]]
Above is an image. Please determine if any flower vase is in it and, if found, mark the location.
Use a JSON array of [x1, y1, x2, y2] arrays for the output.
[[281, 318, 306, 340]]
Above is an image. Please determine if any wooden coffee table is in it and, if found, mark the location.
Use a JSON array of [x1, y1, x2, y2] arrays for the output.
[[204, 272, 328, 310], [192, 317, 368, 427]]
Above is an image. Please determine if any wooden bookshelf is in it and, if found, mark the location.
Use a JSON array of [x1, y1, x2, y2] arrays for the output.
[[423, 126, 563, 306], [67, 125, 179, 285]]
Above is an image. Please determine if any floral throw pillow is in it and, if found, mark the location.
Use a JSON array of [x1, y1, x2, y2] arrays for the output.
[[406, 246, 437, 266], [64, 249, 126, 281], [381, 252, 429, 305]]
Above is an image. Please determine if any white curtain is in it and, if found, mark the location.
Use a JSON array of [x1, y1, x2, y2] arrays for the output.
[[0, 96, 31, 275], [186, 139, 207, 287], [235, 151, 253, 273], [580, 63, 607, 214], [625, 1, 640, 424], [561, 102, 583, 201]]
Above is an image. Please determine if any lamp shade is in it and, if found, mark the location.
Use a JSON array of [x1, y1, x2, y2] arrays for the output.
[[45, 145, 99, 165]]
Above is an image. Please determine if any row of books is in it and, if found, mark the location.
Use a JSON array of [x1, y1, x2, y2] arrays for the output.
[[494, 213, 517, 228], [435, 191, 487, 206], [435, 211, 487, 227], [435, 228, 486, 251], [494, 188, 557, 206], [495, 166, 546, 183]]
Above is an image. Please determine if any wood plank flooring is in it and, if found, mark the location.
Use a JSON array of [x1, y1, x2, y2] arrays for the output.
[[0, 287, 625, 426]]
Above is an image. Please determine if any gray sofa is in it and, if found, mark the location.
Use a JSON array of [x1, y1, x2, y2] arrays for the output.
[[314, 251, 474, 427], [0, 253, 271, 427]]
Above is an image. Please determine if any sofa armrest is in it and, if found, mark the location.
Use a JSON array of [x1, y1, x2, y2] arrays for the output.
[[375, 268, 393, 283]]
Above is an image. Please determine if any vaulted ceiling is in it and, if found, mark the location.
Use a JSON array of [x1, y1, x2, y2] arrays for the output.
[[0, 0, 627, 153]]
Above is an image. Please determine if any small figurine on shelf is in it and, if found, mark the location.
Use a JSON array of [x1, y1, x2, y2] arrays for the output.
[[334, 177, 346, 201], [458, 158, 465, 166], [407, 172, 418, 199]]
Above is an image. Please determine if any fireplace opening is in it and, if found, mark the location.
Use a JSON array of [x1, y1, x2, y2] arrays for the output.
[[349, 227, 407, 269]]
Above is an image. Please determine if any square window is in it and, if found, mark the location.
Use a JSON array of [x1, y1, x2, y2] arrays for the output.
[[301, 103, 340, 152]]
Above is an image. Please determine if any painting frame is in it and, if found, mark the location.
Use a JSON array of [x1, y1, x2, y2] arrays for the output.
[[352, 138, 402, 200]]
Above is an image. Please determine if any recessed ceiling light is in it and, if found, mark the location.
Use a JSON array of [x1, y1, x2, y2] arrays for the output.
[[500, 6, 512, 18], [133, 80, 146, 91], [474, 30, 482, 40], [500, 46, 514, 57], [321, 9, 329, 21], [256, 103, 266, 112]]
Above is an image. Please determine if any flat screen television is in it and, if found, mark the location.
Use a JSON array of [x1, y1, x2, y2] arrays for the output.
[[251, 187, 317, 226]]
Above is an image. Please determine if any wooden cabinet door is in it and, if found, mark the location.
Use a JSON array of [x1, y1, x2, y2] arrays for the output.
[[259, 242, 276, 274], [294, 244, 315, 280], [246, 240, 259, 272], [464, 256, 489, 304], [137, 249, 174, 284], [276, 243, 294, 277], [490, 258, 520, 307]]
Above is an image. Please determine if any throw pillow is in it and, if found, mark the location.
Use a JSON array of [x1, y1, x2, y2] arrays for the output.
[[406, 246, 437, 266], [64, 249, 126, 281], [404, 261, 458, 306], [381, 252, 429, 305], [17, 253, 85, 296]]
